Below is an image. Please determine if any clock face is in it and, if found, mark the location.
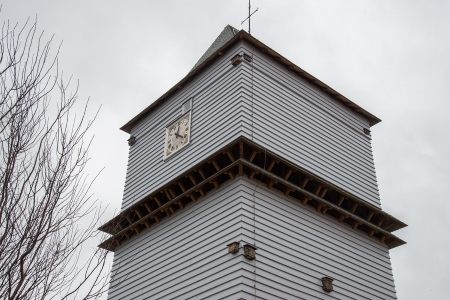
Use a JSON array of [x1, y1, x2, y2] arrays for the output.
[[164, 111, 191, 159]]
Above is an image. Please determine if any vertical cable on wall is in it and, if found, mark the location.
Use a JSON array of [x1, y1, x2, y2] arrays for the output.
[[250, 50, 257, 298], [250, 51, 255, 141], [248, 51, 269, 298]]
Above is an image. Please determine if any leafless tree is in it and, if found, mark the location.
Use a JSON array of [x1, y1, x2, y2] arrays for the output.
[[0, 17, 110, 300]]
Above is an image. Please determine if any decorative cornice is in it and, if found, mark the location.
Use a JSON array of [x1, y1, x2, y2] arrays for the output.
[[98, 137, 406, 251]]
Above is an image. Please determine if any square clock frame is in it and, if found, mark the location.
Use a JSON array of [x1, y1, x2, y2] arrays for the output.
[[163, 110, 191, 160]]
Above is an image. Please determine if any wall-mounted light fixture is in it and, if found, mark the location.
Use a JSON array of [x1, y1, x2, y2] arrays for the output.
[[231, 54, 242, 66], [128, 136, 136, 146], [244, 244, 256, 260], [227, 242, 240, 254], [321, 276, 334, 293]]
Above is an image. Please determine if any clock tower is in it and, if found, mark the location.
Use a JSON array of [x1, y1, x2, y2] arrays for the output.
[[101, 25, 406, 299]]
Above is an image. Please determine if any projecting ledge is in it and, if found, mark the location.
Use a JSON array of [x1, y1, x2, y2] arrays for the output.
[[97, 137, 406, 252]]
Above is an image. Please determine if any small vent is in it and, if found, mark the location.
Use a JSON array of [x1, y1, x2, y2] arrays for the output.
[[363, 128, 371, 135], [181, 98, 192, 114]]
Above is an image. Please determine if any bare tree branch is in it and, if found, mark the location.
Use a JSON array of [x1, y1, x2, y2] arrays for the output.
[[0, 16, 110, 300]]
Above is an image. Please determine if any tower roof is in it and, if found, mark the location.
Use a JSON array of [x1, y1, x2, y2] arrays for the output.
[[120, 25, 381, 133], [190, 25, 239, 72]]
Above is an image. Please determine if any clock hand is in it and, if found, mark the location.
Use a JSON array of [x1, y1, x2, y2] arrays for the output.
[[175, 125, 184, 138], [174, 125, 181, 138]]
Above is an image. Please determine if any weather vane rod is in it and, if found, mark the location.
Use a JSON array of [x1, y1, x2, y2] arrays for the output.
[[241, 0, 259, 35]]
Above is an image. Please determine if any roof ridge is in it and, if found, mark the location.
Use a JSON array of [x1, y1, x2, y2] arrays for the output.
[[189, 25, 238, 72]]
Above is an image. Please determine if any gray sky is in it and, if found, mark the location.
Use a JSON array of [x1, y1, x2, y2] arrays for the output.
[[3, 0, 449, 299]]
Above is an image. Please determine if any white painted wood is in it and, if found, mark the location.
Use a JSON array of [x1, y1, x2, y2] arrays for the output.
[[108, 178, 397, 299], [110, 38, 397, 299], [238, 177, 396, 299], [239, 42, 381, 208], [120, 40, 382, 211], [120, 43, 247, 210], [108, 180, 246, 299]]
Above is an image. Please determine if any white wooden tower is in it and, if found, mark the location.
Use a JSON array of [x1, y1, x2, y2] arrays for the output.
[[100, 25, 406, 299]]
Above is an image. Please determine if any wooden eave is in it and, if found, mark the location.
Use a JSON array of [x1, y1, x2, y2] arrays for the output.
[[98, 137, 405, 252], [120, 30, 381, 134]]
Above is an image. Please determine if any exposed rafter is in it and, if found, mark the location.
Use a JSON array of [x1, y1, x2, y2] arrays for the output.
[[98, 137, 406, 251]]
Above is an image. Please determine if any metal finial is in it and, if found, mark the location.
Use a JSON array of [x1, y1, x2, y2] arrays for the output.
[[241, 0, 259, 35]]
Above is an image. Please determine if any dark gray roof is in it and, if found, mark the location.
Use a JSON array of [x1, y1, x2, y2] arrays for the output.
[[190, 25, 238, 72]]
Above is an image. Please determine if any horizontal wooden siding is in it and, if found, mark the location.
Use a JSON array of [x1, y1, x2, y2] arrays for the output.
[[239, 42, 381, 208], [239, 178, 396, 299]]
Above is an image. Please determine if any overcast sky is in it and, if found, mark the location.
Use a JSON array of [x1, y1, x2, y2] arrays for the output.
[[3, 1, 449, 299]]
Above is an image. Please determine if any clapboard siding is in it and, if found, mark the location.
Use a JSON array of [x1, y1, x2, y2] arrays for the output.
[[239, 106, 379, 203], [111, 38, 397, 299], [120, 43, 248, 210], [123, 74, 241, 205], [240, 205, 394, 277], [240, 85, 377, 186], [109, 177, 396, 299], [238, 42, 381, 208], [108, 180, 247, 299], [238, 178, 396, 299], [120, 40, 382, 210]]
